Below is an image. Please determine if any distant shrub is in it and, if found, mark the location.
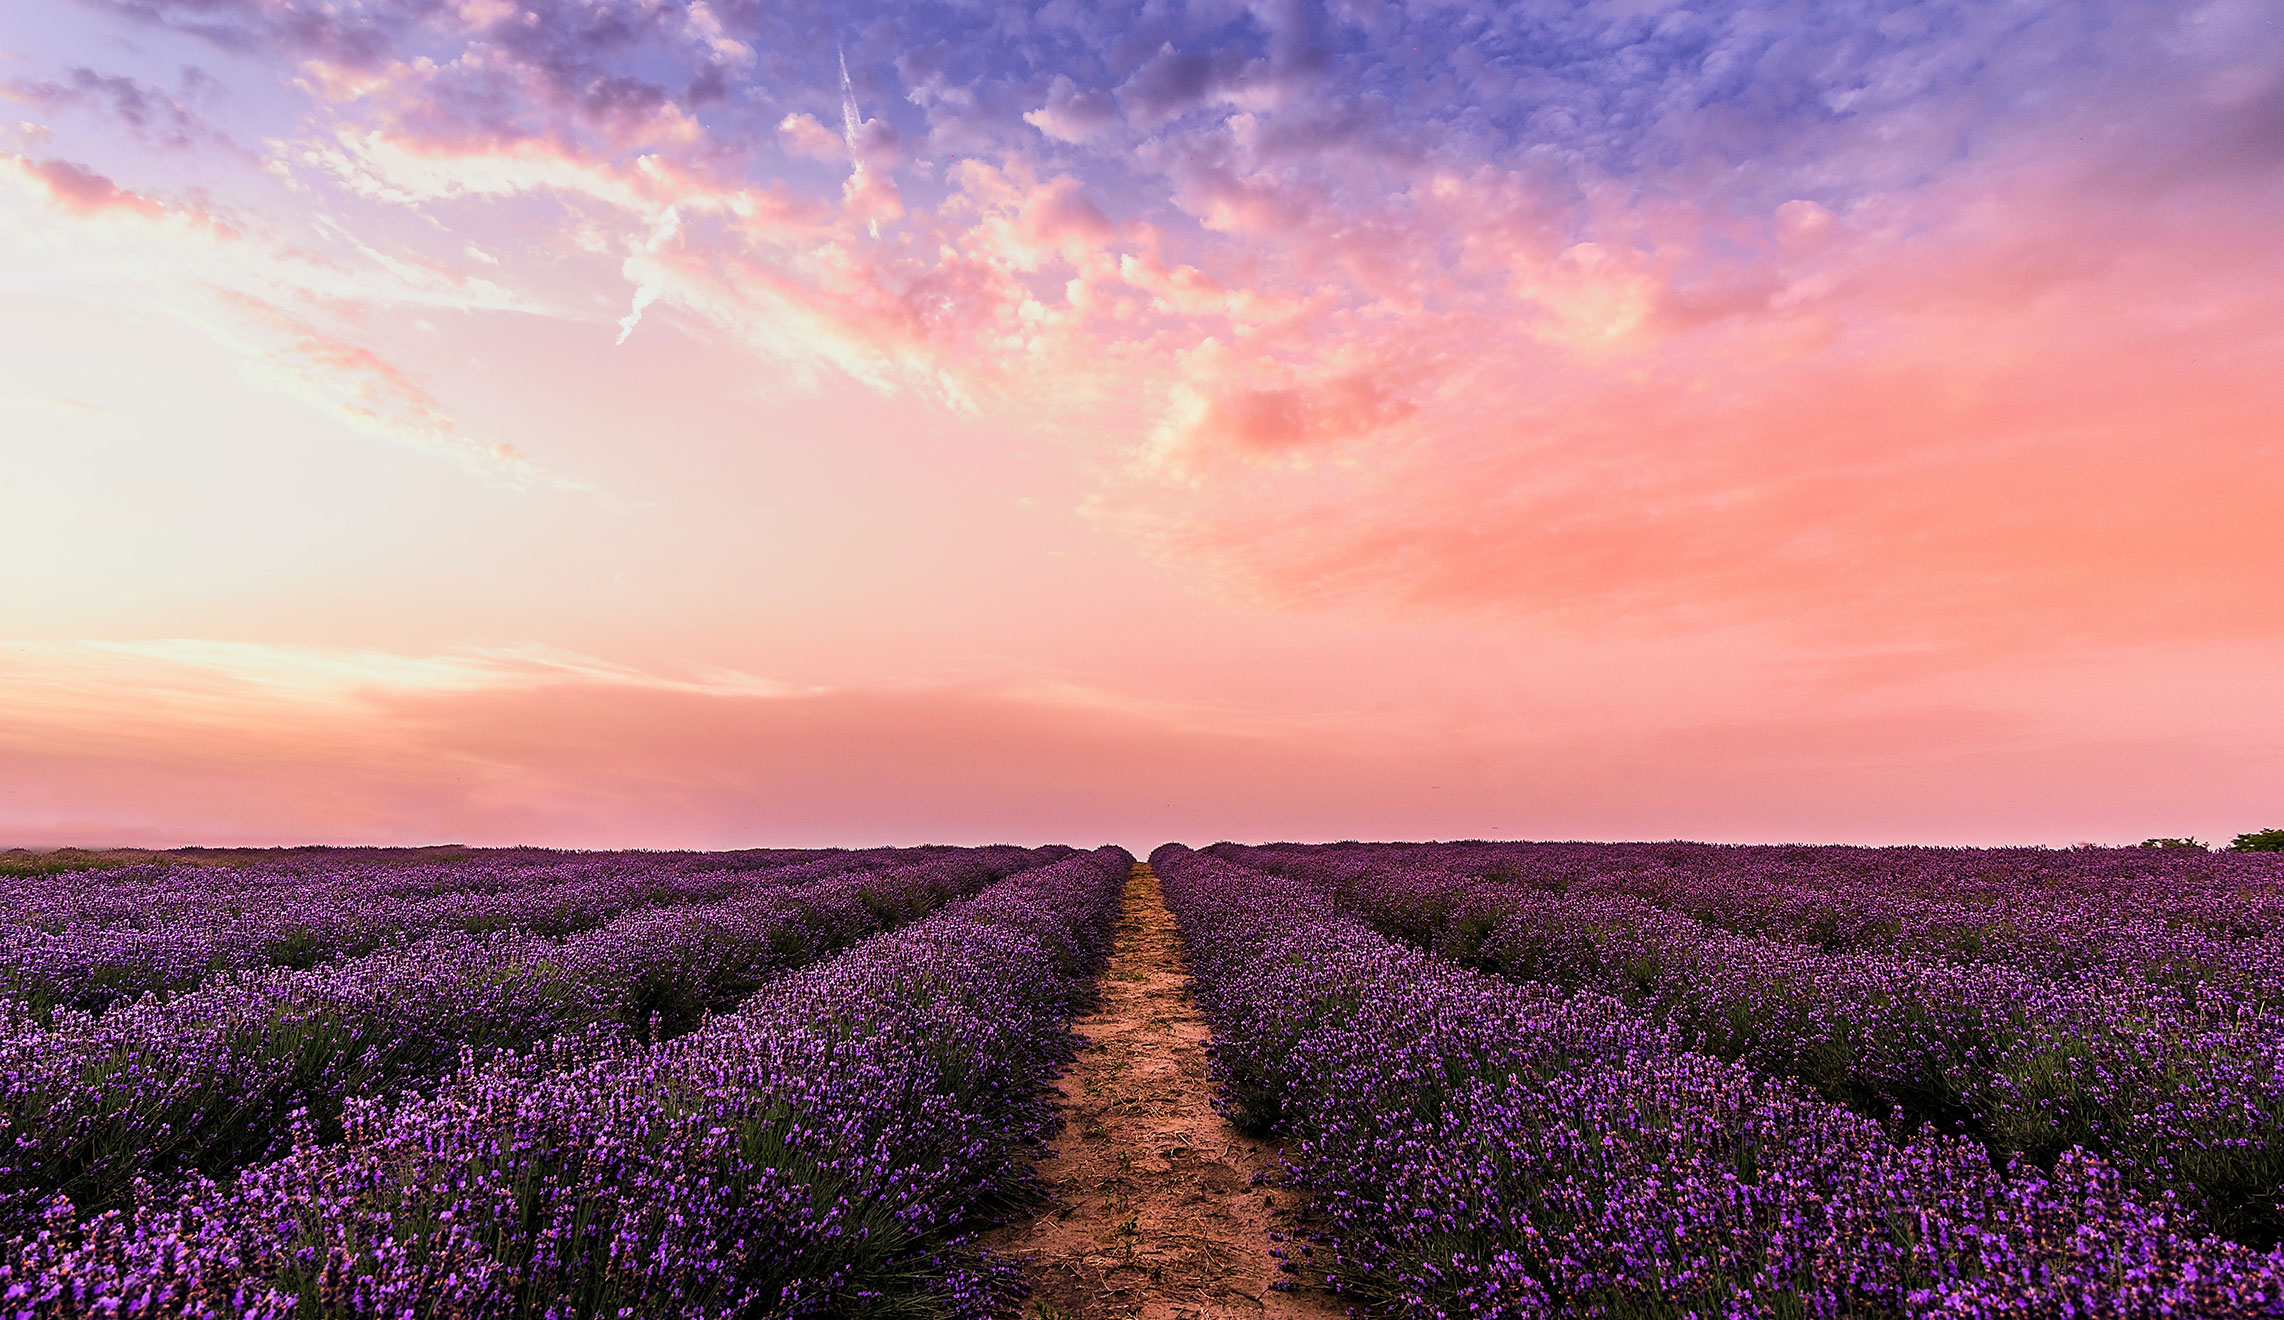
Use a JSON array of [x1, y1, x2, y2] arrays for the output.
[[2231, 828, 2284, 853], [0, 849, 181, 878], [2138, 837, 2209, 852]]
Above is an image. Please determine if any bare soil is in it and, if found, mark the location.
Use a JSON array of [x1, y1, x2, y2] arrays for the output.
[[990, 862, 1347, 1320]]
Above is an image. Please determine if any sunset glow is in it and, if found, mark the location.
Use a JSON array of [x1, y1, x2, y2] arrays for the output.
[[2, 0, 2279, 846]]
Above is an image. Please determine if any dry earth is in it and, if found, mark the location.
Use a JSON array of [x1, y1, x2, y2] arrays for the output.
[[989, 862, 1347, 1320]]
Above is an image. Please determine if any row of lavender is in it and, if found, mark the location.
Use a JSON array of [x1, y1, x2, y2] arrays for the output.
[[0, 845, 998, 1020], [0, 845, 1067, 1240], [1216, 841, 2284, 1249], [1157, 844, 2284, 1318], [1241, 840, 2284, 975], [2, 846, 1131, 1318]]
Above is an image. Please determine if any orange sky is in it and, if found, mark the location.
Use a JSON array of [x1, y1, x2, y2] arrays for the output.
[[2, 0, 2279, 848]]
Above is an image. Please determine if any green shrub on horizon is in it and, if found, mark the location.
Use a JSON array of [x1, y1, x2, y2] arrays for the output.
[[2137, 837, 2208, 852], [0, 850, 187, 879], [2232, 828, 2284, 853]]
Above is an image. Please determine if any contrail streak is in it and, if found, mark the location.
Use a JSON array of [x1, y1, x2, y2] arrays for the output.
[[838, 45, 861, 153], [838, 45, 878, 237]]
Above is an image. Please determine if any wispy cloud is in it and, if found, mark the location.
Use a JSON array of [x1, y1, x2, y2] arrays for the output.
[[1, 147, 590, 490], [2, 65, 232, 153], [198, 292, 591, 491], [0, 391, 105, 417], [33, 639, 811, 703]]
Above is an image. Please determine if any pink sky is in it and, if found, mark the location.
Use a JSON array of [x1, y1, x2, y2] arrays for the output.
[[2, 0, 2279, 849]]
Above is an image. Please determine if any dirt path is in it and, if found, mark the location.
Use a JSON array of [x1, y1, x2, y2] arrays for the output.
[[991, 862, 1346, 1320]]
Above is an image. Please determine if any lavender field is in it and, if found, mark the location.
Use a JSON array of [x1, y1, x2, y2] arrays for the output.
[[0, 844, 1130, 1316], [1161, 841, 2284, 1317], [5, 840, 2284, 1317]]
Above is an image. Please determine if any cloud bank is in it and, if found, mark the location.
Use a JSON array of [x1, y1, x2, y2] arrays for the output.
[[2, 0, 2278, 843]]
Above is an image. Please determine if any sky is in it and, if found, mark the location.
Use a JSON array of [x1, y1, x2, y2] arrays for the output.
[[1, 0, 2279, 850]]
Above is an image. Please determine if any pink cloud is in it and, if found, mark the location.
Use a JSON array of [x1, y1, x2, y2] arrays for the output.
[[8, 154, 174, 223], [3, 152, 253, 253], [2, 641, 2276, 848], [1071, 129, 2284, 652], [841, 167, 902, 225], [1012, 176, 1113, 258], [1149, 346, 1418, 465], [775, 112, 843, 161], [1025, 74, 1120, 144]]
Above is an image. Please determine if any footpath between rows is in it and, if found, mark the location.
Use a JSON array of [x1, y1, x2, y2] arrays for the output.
[[988, 862, 1346, 1319]]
